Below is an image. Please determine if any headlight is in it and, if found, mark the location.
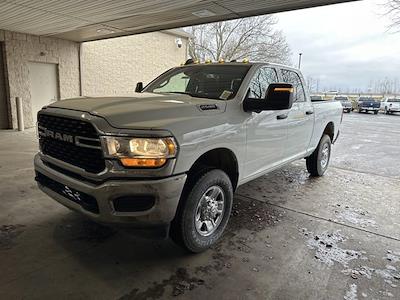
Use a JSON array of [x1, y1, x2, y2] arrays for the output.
[[102, 137, 177, 168]]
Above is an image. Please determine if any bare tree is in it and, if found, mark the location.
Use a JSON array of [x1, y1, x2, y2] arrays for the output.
[[385, 0, 400, 31], [186, 16, 291, 64], [306, 76, 321, 94], [367, 77, 400, 94]]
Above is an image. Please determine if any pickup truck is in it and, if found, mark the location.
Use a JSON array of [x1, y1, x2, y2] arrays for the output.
[[358, 97, 380, 114], [333, 96, 352, 113], [381, 98, 400, 114], [34, 62, 342, 252]]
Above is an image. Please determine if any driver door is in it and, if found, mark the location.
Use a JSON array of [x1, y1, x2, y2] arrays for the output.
[[244, 67, 289, 179]]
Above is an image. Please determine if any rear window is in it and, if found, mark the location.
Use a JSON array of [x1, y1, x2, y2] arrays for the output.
[[334, 96, 349, 101], [359, 97, 376, 102], [311, 95, 323, 101], [388, 99, 400, 103]]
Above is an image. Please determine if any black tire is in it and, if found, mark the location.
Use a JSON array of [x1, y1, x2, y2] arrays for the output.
[[306, 134, 332, 177], [374, 110, 378, 115], [385, 108, 389, 115], [170, 169, 233, 253]]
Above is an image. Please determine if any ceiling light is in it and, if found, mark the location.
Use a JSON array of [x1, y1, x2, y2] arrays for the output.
[[192, 10, 216, 18], [96, 28, 115, 34]]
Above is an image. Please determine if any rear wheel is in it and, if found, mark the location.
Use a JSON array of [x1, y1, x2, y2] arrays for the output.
[[170, 169, 233, 253], [374, 110, 378, 115], [306, 134, 331, 177]]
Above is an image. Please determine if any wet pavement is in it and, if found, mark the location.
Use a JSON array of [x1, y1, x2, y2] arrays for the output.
[[0, 112, 399, 299]]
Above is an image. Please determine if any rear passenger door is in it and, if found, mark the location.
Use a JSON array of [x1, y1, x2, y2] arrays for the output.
[[280, 69, 314, 159]]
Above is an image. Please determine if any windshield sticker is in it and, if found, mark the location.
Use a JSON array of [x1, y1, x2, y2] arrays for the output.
[[220, 90, 233, 100]]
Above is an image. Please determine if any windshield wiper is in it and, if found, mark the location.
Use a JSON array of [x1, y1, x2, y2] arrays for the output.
[[163, 91, 221, 101], [165, 91, 196, 97]]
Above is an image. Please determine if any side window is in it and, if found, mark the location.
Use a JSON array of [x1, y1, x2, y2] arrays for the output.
[[281, 69, 306, 102], [248, 67, 278, 99]]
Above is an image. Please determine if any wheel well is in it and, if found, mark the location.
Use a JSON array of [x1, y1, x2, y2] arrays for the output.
[[323, 122, 334, 142], [187, 148, 239, 191]]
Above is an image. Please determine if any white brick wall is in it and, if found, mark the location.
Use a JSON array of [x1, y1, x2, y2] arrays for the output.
[[0, 29, 80, 128], [81, 31, 188, 96], [0, 29, 188, 129]]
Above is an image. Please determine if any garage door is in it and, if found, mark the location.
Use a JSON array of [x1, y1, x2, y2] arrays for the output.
[[28, 62, 59, 123], [0, 42, 8, 129]]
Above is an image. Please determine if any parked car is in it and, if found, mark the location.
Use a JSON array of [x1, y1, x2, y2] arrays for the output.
[[381, 98, 400, 114], [333, 96, 352, 113], [34, 62, 342, 252], [358, 97, 380, 114], [311, 95, 324, 102]]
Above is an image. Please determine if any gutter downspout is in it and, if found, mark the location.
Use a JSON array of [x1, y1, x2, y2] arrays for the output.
[[78, 42, 83, 96]]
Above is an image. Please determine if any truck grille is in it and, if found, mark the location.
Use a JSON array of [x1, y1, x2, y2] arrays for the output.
[[38, 114, 105, 174]]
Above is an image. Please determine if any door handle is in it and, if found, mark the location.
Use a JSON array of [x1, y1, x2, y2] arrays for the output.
[[277, 114, 288, 120], [306, 111, 314, 115]]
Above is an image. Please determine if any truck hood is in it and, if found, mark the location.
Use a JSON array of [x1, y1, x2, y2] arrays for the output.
[[48, 93, 227, 129]]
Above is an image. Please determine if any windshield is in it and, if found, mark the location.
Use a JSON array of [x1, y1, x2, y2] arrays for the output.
[[143, 65, 251, 100], [388, 99, 400, 102], [359, 97, 375, 102]]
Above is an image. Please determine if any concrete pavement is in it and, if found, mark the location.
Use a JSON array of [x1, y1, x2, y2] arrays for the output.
[[0, 112, 399, 299]]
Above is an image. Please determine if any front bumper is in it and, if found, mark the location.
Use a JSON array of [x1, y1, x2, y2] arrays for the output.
[[34, 154, 187, 231], [362, 107, 379, 111]]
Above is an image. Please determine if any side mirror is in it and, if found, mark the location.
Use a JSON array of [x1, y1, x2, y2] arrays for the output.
[[243, 83, 294, 112], [135, 82, 144, 93]]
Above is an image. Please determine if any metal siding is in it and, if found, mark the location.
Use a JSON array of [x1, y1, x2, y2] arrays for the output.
[[0, 0, 357, 41]]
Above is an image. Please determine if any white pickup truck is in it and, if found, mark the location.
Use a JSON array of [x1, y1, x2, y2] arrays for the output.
[[34, 62, 342, 252], [381, 98, 400, 114]]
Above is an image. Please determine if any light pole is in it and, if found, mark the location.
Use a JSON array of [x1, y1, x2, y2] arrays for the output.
[[298, 53, 303, 69]]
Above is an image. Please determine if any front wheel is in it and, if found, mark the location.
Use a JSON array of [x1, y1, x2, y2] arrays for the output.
[[306, 134, 332, 177], [170, 169, 233, 253]]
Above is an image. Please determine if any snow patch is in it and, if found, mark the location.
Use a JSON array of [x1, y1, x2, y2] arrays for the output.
[[344, 283, 358, 300]]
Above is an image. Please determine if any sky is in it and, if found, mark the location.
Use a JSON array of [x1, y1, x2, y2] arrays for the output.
[[276, 0, 400, 93]]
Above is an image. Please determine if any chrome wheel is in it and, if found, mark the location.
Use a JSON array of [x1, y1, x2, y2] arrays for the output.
[[195, 186, 225, 237], [320, 143, 330, 169]]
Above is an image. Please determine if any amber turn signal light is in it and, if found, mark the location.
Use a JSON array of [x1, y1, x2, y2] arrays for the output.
[[274, 87, 294, 93], [120, 158, 167, 168]]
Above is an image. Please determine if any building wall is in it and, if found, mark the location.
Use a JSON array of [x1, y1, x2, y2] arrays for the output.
[[81, 31, 188, 96], [0, 42, 8, 128], [0, 29, 80, 128]]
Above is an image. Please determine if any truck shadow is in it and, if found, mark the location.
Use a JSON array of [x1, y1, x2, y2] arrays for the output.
[[50, 162, 313, 263], [237, 161, 320, 206], [45, 163, 315, 298]]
